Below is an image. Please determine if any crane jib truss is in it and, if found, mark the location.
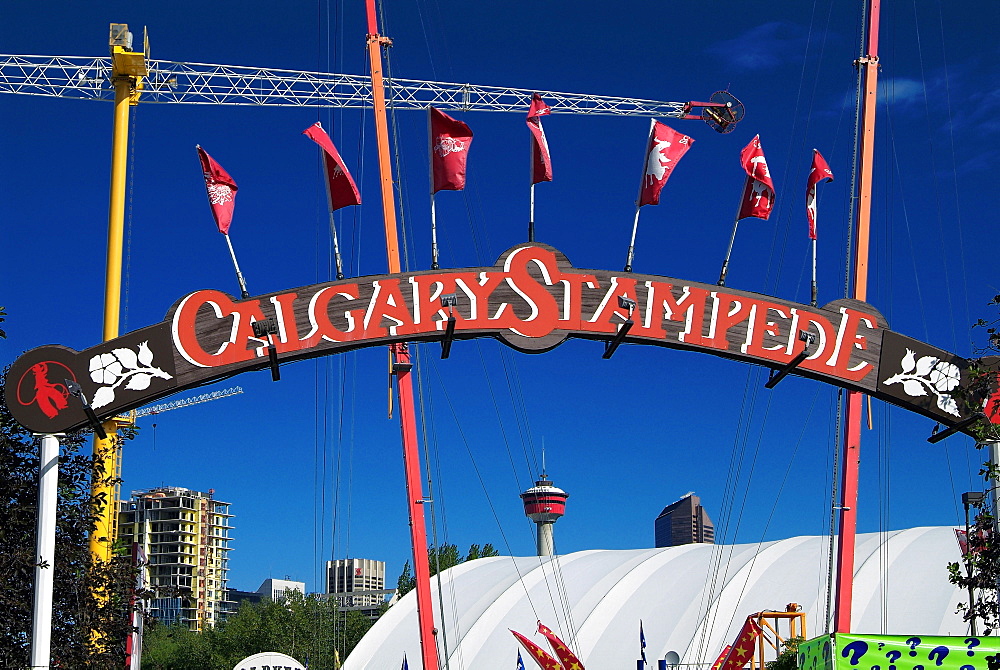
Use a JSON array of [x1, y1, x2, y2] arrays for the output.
[[0, 54, 694, 116]]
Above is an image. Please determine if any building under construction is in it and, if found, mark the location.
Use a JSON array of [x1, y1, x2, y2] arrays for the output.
[[118, 486, 234, 630]]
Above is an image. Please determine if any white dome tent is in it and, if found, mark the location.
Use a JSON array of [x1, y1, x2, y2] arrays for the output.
[[345, 527, 966, 668]]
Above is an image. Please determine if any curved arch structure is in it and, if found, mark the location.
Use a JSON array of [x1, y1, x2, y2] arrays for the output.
[[4, 244, 987, 434], [343, 527, 965, 668]]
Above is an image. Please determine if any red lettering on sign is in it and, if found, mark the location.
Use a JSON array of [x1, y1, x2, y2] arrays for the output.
[[270, 293, 304, 354], [586, 277, 640, 335], [743, 301, 797, 363], [302, 284, 361, 346], [362, 279, 415, 338], [173, 290, 266, 367], [707, 292, 753, 351], [454, 272, 507, 327], [497, 246, 560, 338]]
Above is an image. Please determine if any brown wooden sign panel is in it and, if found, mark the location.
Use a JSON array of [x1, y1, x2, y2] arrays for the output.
[[4, 243, 986, 434]]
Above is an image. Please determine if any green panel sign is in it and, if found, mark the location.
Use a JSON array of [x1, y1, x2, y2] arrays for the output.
[[799, 635, 1000, 670]]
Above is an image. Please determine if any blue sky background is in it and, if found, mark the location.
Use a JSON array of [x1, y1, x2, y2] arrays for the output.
[[2, 0, 999, 599]]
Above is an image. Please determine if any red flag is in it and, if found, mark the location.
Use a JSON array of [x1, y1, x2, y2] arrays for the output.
[[197, 146, 238, 235], [638, 121, 694, 207], [302, 121, 361, 212], [711, 646, 733, 670], [805, 149, 833, 240], [511, 630, 563, 670], [430, 107, 473, 193], [717, 618, 762, 670], [527, 93, 553, 185], [736, 135, 775, 220], [537, 621, 585, 670]]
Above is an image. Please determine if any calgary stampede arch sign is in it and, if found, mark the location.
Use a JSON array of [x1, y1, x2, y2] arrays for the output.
[[6, 243, 993, 435]]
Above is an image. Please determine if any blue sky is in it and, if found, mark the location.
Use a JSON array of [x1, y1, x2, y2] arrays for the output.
[[2, 0, 999, 597]]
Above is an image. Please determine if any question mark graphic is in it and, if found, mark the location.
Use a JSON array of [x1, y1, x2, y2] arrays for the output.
[[961, 665, 976, 670], [929, 646, 950, 667], [965, 639, 981, 657], [879, 644, 886, 651], [843, 641, 870, 666], [907, 639, 923, 658], [886, 650, 903, 670]]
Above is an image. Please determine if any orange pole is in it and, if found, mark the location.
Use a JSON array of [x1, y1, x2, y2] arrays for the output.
[[834, 0, 880, 634], [365, 4, 440, 670]]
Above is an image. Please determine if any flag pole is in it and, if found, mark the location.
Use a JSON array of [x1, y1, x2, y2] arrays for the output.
[[529, 182, 536, 243], [316, 137, 347, 280], [811, 237, 818, 306], [328, 211, 346, 280], [428, 107, 441, 269], [624, 205, 641, 272], [718, 178, 748, 286], [224, 233, 251, 299], [718, 216, 741, 286]]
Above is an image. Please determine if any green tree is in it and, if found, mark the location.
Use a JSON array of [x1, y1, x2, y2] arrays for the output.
[[0, 367, 141, 668], [396, 542, 501, 597], [141, 591, 374, 670], [766, 637, 804, 670]]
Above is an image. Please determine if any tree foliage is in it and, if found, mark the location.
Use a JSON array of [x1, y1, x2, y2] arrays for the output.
[[0, 367, 140, 668], [947, 499, 1000, 634], [142, 591, 375, 669], [945, 299, 1000, 634], [766, 637, 805, 670], [396, 542, 500, 597]]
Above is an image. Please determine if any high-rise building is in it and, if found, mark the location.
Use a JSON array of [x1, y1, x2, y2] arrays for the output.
[[325, 558, 390, 618], [654, 492, 714, 548], [118, 486, 234, 631], [520, 471, 569, 557]]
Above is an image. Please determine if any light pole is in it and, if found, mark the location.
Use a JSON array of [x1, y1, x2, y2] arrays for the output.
[[962, 490, 985, 636]]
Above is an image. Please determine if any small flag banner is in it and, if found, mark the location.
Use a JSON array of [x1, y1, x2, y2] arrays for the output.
[[431, 106, 473, 192], [805, 148, 833, 239], [736, 135, 775, 220], [302, 121, 361, 211], [196, 145, 238, 234], [527, 93, 553, 184], [638, 121, 693, 206]]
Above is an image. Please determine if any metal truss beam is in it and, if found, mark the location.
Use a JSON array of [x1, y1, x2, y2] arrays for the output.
[[0, 55, 689, 116]]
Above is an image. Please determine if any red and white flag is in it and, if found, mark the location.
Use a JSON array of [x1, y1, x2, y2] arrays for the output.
[[527, 93, 553, 184], [805, 149, 833, 240], [430, 107, 473, 193], [302, 121, 361, 211], [736, 135, 775, 220], [197, 146, 238, 235], [638, 121, 694, 207], [537, 621, 585, 670], [511, 630, 563, 670], [717, 618, 762, 670]]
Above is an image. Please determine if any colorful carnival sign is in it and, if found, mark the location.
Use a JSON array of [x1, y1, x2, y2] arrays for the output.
[[4, 244, 989, 434], [799, 634, 1000, 670]]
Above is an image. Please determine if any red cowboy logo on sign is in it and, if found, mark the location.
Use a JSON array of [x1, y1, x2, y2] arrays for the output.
[[16, 361, 76, 419]]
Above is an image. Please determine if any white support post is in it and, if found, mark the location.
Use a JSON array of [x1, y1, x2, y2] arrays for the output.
[[30, 433, 61, 670]]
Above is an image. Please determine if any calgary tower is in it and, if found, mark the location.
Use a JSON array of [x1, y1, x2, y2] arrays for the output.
[[520, 469, 569, 557]]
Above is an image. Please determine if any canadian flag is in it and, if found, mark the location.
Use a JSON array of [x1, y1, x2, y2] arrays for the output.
[[805, 149, 833, 240], [302, 122, 361, 211], [527, 93, 553, 184], [638, 121, 694, 207], [196, 146, 238, 235], [736, 135, 775, 220], [430, 107, 473, 193]]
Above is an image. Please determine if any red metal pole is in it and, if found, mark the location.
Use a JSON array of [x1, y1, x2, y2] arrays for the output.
[[364, 2, 440, 668], [834, 0, 880, 634]]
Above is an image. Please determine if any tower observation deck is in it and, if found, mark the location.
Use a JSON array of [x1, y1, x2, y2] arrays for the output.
[[520, 474, 569, 557]]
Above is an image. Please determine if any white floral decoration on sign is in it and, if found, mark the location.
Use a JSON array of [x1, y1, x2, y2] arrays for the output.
[[88, 342, 173, 410], [882, 348, 961, 417]]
